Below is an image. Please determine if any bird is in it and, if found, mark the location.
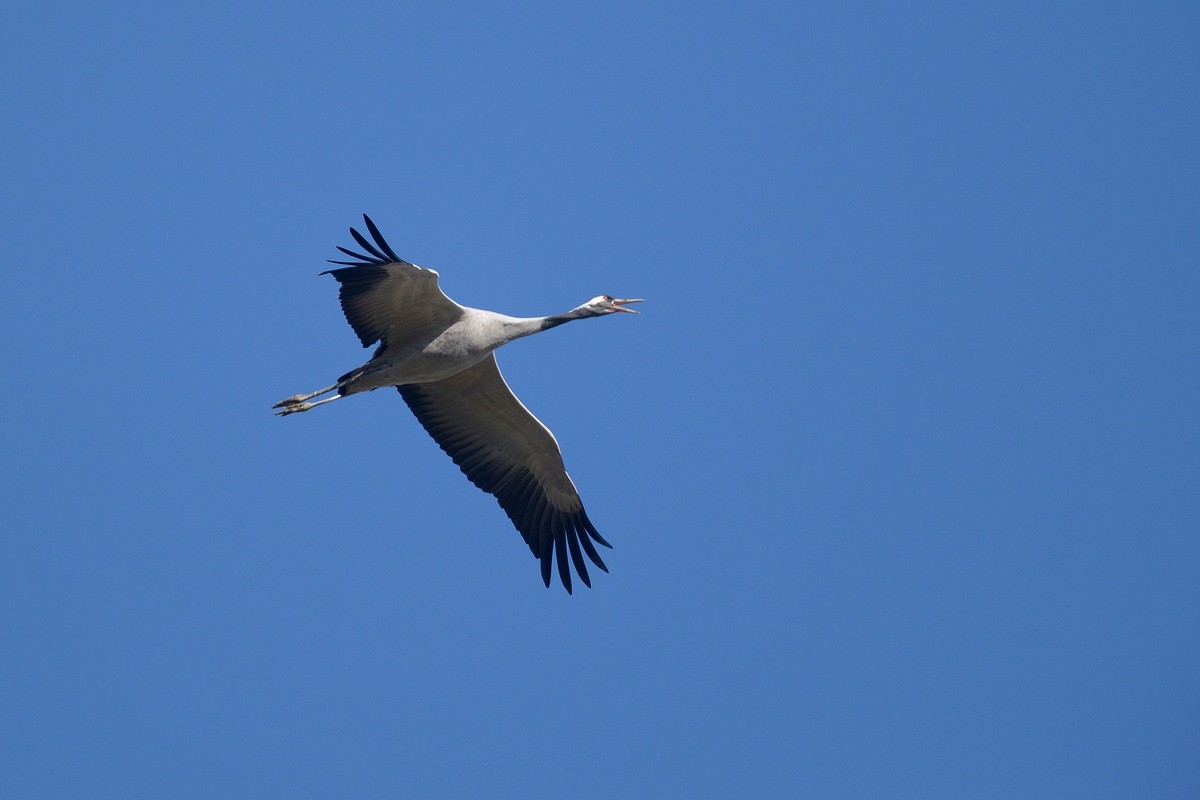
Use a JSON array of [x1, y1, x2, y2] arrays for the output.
[[273, 215, 642, 593]]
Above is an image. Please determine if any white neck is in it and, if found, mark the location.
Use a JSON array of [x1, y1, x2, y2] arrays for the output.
[[487, 304, 596, 347], [497, 314, 550, 342]]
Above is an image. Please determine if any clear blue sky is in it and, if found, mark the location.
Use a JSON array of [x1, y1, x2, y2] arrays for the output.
[[2, 2, 1196, 797]]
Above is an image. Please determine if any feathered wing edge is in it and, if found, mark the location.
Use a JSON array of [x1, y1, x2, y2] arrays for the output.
[[317, 215, 456, 350], [324, 214, 406, 267], [397, 374, 613, 594]]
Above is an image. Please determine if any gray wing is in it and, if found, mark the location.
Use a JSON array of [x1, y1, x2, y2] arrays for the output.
[[398, 354, 613, 592], [322, 215, 463, 349]]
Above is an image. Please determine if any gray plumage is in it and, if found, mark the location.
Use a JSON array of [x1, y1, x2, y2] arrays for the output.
[[274, 215, 642, 593]]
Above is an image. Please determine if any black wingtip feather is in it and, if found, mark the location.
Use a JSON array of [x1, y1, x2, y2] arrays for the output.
[[334, 244, 387, 265], [566, 524, 591, 588], [581, 510, 614, 549], [554, 529, 572, 594], [363, 214, 402, 262], [350, 226, 389, 262], [323, 217, 405, 267], [576, 524, 609, 573]]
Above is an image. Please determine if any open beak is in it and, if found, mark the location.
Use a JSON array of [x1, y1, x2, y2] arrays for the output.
[[611, 298, 644, 314]]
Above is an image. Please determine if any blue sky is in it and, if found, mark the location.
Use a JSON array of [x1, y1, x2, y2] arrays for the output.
[[2, 2, 1197, 797]]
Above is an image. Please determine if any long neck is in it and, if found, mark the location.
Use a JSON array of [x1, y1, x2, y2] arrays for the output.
[[540, 306, 596, 330], [495, 305, 594, 344]]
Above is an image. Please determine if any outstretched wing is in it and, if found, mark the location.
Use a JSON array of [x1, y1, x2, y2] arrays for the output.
[[321, 215, 463, 349], [398, 354, 613, 593]]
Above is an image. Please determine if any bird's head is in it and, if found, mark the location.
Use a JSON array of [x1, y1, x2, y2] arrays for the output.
[[581, 295, 644, 316]]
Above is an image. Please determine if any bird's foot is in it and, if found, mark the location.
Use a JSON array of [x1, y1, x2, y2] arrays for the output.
[[274, 401, 313, 416], [272, 394, 308, 408]]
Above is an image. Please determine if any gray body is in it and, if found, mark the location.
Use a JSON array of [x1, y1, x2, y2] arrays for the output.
[[342, 309, 545, 392]]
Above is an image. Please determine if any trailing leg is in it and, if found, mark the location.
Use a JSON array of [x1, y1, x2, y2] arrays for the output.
[[274, 393, 344, 416], [272, 383, 339, 409]]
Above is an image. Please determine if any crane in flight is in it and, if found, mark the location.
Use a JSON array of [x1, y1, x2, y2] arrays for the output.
[[274, 215, 642, 593]]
